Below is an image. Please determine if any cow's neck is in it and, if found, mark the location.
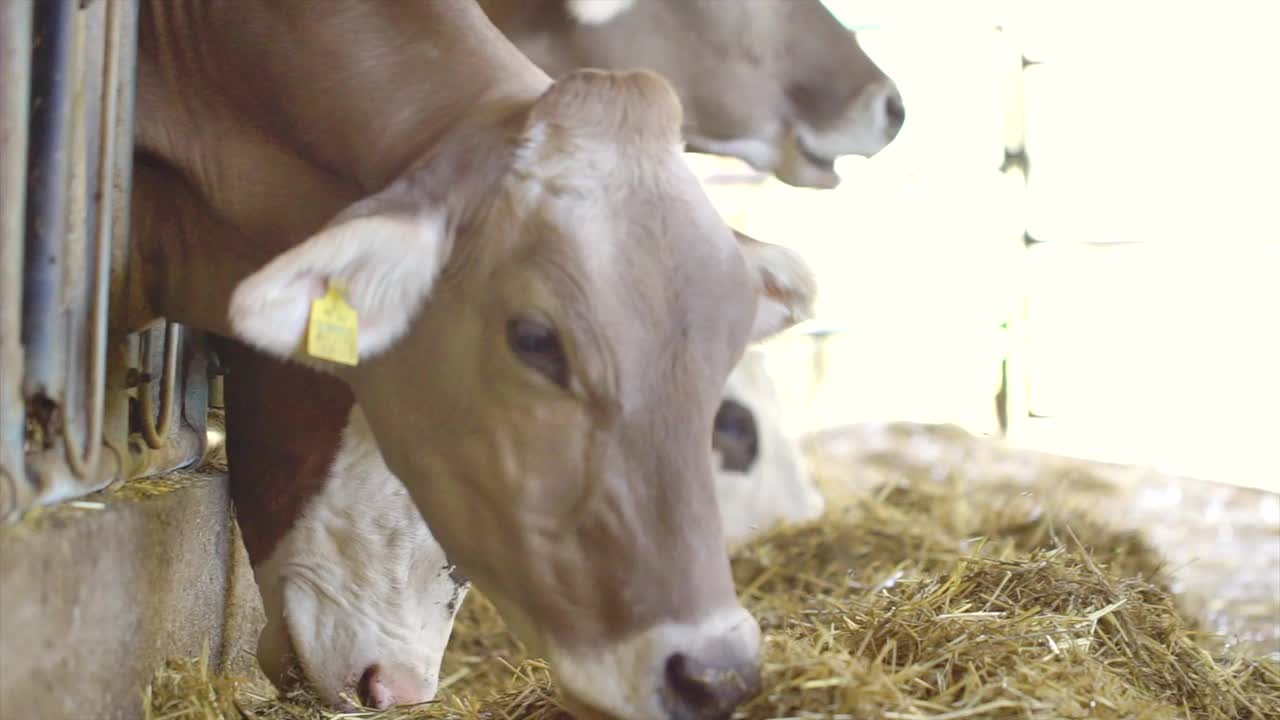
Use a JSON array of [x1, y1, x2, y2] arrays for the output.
[[132, 0, 548, 352], [134, 104, 524, 342], [194, 0, 550, 191], [212, 336, 354, 563]]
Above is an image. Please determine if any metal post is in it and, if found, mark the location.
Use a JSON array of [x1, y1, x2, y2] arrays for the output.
[[136, 321, 181, 450], [1, 1, 35, 517], [102, 0, 141, 486], [22, 0, 76, 405], [65, 0, 127, 478]]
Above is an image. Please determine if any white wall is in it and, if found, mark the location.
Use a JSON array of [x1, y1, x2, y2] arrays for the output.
[[692, 0, 1280, 492]]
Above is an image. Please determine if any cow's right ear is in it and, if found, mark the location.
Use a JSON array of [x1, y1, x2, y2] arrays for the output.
[[564, 0, 634, 25], [734, 230, 818, 342], [228, 194, 451, 368]]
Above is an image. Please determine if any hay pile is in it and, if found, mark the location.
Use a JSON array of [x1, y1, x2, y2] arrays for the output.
[[803, 422, 1280, 657], [144, 475, 1280, 720]]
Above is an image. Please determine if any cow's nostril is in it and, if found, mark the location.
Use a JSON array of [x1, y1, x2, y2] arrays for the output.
[[665, 653, 715, 710], [356, 664, 380, 708], [884, 88, 906, 135], [663, 652, 759, 720]]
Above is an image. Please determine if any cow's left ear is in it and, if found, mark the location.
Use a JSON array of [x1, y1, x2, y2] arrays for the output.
[[228, 185, 452, 369], [565, 0, 634, 25], [735, 230, 818, 342]]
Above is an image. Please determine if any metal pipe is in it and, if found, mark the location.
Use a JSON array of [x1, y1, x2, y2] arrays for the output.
[[103, 0, 140, 482], [0, 0, 34, 516], [22, 0, 76, 400], [127, 421, 203, 480], [106, 0, 138, 336], [138, 321, 180, 449], [65, 0, 127, 478]]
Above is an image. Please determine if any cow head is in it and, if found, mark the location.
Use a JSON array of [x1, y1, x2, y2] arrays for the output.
[[228, 69, 815, 720], [251, 405, 470, 711], [253, 371, 821, 711], [481, 0, 905, 188], [714, 349, 825, 548]]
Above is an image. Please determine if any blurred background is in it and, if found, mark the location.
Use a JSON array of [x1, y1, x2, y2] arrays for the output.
[[685, 0, 1280, 495]]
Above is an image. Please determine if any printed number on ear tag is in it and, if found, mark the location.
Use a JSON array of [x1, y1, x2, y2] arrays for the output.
[[306, 284, 360, 366]]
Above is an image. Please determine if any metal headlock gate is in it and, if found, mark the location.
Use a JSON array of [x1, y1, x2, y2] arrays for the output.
[[1, 0, 214, 524]]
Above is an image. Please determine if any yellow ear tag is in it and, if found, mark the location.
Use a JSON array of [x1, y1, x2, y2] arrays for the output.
[[306, 282, 360, 366]]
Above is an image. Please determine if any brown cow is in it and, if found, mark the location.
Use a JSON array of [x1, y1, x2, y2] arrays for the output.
[[148, 0, 860, 709], [129, 2, 817, 719], [480, 0, 906, 188], [208, 1, 877, 708]]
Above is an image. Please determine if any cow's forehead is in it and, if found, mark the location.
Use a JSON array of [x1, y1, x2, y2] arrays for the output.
[[524, 167, 756, 389]]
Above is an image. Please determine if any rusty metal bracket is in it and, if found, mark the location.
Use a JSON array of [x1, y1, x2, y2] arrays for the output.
[[125, 323, 210, 480], [135, 321, 181, 450]]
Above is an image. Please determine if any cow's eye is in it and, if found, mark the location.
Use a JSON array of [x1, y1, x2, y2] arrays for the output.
[[507, 315, 569, 388], [714, 409, 751, 440], [712, 399, 759, 473]]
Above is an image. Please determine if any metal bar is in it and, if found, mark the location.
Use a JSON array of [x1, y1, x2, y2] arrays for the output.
[[102, 0, 140, 484], [126, 418, 203, 479], [22, 0, 76, 401], [55, 0, 95, 480], [64, 0, 126, 477], [128, 326, 208, 479], [101, 0, 140, 481], [0, 0, 34, 518], [138, 321, 180, 449], [105, 0, 138, 338]]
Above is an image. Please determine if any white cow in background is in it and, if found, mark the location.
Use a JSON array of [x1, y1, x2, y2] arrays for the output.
[[714, 348, 825, 548]]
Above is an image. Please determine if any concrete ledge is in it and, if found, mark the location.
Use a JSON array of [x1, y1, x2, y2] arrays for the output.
[[0, 466, 253, 720]]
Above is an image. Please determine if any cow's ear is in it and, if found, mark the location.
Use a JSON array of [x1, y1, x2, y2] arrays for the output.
[[734, 230, 817, 342], [565, 0, 634, 25], [228, 188, 451, 368]]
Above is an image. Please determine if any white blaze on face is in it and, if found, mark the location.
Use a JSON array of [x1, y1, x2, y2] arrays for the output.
[[253, 407, 469, 711], [713, 348, 825, 547]]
